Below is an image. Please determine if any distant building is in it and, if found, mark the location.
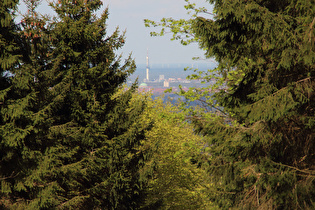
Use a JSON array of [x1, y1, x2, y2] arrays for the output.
[[139, 83, 148, 88], [164, 80, 169, 87], [145, 49, 150, 82], [138, 82, 152, 92]]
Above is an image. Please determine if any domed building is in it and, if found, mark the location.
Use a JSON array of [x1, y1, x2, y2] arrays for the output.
[[139, 83, 148, 87]]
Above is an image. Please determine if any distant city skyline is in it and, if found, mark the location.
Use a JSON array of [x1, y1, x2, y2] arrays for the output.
[[129, 62, 217, 83]]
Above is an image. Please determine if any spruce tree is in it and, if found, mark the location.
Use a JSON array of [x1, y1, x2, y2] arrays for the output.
[[193, 1, 315, 208], [146, 0, 315, 209], [0, 0, 37, 208], [0, 0, 152, 209], [0, 0, 19, 94]]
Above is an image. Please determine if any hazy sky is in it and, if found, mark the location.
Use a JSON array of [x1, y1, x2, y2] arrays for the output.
[[19, 0, 213, 65], [104, 0, 212, 65]]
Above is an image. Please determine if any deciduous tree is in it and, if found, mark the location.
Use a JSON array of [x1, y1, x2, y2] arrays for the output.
[[139, 97, 211, 209]]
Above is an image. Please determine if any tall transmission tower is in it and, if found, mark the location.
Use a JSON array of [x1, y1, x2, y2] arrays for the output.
[[146, 49, 149, 82]]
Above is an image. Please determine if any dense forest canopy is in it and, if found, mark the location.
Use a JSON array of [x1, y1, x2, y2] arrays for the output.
[[146, 0, 315, 209], [1, 0, 314, 209], [0, 0, 153, 208], [0, 0, 209, 209]]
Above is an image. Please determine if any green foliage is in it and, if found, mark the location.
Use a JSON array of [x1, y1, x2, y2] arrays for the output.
[[0, 0, 153, 209], [146, 0, 315, 209], [0, 0, 20, 91], [139, 97, 213, 209]]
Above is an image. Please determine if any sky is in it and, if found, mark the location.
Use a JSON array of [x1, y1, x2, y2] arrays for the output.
[[18, 0, 214, 65], [104, 0, 211, 65]]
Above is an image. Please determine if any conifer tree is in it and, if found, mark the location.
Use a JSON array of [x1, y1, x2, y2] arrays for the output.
[[146, 0, 315, 209], [0, 0, 152, 209], [0, 0, 19, 93]]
